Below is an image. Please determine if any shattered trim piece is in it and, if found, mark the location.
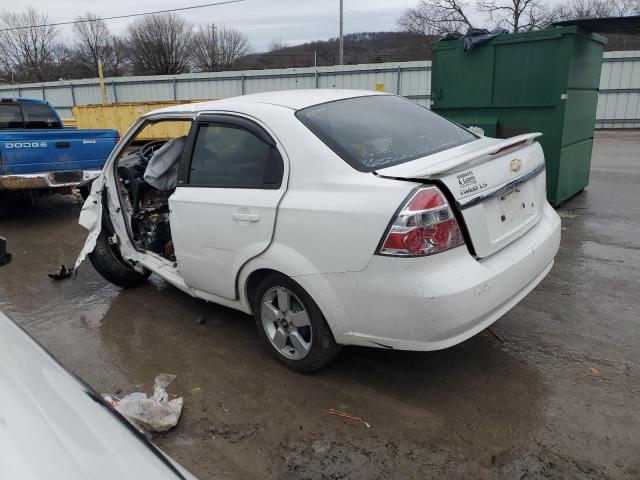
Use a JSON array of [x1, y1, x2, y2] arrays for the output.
[[74, 174, 105, 273], [48, 264, 74, 280]]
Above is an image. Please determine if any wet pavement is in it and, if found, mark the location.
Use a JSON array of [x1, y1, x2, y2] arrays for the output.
[[0, 130, 638, 479]]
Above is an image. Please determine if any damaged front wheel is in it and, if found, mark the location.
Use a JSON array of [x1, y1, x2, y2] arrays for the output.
[[89, 227, 150, 288]]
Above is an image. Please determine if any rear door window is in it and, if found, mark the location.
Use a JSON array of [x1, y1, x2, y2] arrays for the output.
[[187, 123, 283, 188], [0, 104, 24, 129], [20, 102, 61, 129], [296, 95, 477, 172]]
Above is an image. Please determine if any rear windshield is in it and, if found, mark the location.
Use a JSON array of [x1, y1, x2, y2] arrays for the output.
[[0, 102, 61, 129], [21, 102, 61, 129], [0, 104, 24, 129], [296, 95, 477, 172]]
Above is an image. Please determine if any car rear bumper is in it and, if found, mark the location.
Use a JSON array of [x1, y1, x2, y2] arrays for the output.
[[296, 202, 561, 351], [0, 170, 101, 190]]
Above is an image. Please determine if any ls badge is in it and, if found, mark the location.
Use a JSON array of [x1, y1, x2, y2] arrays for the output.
[[509, 158, 523, 173]]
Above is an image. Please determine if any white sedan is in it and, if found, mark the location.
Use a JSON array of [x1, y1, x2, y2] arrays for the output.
[[77, 90, 560, 372]]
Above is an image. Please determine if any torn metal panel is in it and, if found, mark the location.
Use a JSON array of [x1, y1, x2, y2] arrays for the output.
[[74, 175, 104, 272]]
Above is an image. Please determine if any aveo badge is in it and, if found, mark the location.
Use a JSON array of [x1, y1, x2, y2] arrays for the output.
[[509, 158, 523, 174]]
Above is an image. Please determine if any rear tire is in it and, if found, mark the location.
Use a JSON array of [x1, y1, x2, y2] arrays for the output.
[[89, 227, 150, 288], [252, 272, 341, 373]]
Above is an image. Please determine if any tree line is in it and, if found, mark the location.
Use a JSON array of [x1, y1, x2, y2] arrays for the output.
[[398, 0, 639, 36], [0, 8, 251, 83], [1, 0, 639, 85]]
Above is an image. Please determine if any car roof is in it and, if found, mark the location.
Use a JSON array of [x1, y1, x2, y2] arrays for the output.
[[147, 89, 387, 116]]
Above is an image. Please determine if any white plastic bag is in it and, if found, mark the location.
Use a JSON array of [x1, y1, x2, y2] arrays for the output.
[[104, 373, 183, 433]]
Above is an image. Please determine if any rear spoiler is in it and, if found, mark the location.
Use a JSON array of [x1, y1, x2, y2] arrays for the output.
[[378, 133, 542, 178]]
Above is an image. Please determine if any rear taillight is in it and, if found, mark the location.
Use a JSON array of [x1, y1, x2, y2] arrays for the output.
[[378, 186, 465, 257], [114, 136, 120, 145]]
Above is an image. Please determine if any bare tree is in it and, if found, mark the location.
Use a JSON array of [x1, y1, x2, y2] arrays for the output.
[[0, 7, 61, 82], [110, 37, 129, 76], [192, 25, 219, 72], [217, 27, 251, 69], [268, 38, 288, 52], [73, 13, 125, 76], [191, 24, 250, 72], [397, 0, 475, 36], [611, 0, 640, 15], [477, 0, 549, 32], [397, 0, 639, 36], [127, 13, 193, 75], [552, 0, 639, 19], [536, 0, 639, 30], [530, 5, 570, 29]]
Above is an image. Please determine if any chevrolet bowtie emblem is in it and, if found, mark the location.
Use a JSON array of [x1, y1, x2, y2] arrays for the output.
[[509, 158, 523, 173]]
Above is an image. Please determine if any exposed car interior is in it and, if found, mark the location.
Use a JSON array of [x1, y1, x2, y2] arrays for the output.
[[115, 120, 191, 261], [115, 117, 284, 264]]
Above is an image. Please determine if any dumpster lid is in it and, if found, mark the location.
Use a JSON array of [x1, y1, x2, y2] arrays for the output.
[[448, 116, 498, 138], [553, 15, 640, 34]]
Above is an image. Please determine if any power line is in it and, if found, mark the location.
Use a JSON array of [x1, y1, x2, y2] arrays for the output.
[[0, 0, 249, 32]]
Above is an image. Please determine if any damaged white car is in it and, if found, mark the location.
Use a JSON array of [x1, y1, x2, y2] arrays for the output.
[[77, 90, 561, 372]]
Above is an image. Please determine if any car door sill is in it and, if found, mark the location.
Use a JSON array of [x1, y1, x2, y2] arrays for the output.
[[136, 251, 251, 314], [191, 288, 251, 314]]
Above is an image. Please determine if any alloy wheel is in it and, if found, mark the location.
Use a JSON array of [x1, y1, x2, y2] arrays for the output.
[[261, 286, 313, 360]]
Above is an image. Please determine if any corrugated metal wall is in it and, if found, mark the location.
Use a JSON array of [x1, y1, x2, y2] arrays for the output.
[[0, 61, 431, 119], [0, 53, 636, 128], [597, 51, 640, 129]]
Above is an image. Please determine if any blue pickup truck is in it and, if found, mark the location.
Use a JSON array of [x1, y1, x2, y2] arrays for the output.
[[0, 98, 118, 195]]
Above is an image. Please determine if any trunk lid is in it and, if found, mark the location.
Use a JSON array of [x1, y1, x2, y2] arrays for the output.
[[376, 133, 547, 258]]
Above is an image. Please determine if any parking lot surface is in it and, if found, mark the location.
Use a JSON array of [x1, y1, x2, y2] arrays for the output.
[[0, 130, 638, 479]]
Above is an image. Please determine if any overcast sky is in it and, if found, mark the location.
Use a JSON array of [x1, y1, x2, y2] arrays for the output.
[[11, 0, 423, 51]]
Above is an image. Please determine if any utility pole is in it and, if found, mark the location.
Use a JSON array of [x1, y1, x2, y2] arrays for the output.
[[339, 0, 344, 65], [97, 59, 107, 105], [209, 23, 217, 72]]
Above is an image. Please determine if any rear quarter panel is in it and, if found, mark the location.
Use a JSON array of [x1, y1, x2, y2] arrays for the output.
[[239, 106, 417, 277]]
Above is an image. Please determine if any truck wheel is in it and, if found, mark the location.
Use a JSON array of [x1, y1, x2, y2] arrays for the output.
[[89, 228, 150, 288], [252, 272, 341, 373]]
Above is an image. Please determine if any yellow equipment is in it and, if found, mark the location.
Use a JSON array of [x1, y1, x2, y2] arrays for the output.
[[71, 101, 206, 140]]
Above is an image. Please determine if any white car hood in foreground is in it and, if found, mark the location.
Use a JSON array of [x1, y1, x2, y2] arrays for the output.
[[0, 310, 196, 480]]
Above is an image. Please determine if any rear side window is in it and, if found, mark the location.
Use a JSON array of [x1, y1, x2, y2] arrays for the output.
[[188, 123, 283, 188], [0, 104, 24, 128], [296, 95, 477, 172], [20, 102, 61, 129]]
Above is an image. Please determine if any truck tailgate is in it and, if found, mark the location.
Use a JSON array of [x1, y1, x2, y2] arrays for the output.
[[0, 129, 118, 175]]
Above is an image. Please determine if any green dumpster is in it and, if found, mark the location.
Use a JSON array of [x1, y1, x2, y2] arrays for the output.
[[430, 26, 607, 206]]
